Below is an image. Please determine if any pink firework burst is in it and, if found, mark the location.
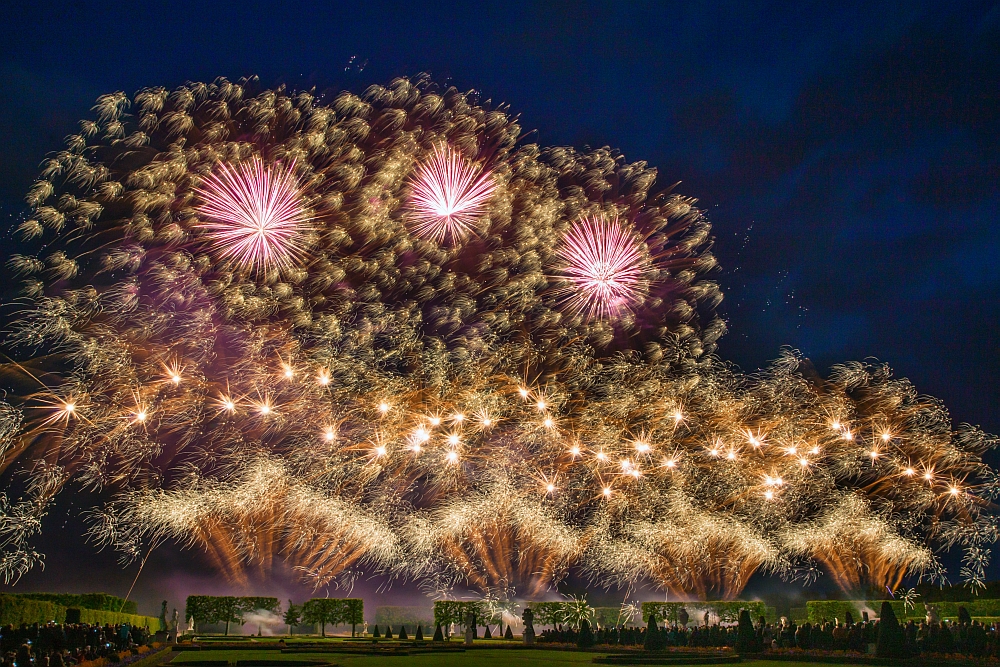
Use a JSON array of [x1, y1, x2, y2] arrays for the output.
[[406, 144, 496, 244], [194, 157, 310, 273], [553, 215, 650, 321]]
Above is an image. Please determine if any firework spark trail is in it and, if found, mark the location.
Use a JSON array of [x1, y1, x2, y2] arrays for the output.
[[554, 215, 650, 321], [0, 77, 995, 600], [406, 144, 496, 244], [194, 157, 310, 273]]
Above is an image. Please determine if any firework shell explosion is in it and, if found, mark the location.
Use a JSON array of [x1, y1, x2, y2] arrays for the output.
[[0, 76, 997, 600]]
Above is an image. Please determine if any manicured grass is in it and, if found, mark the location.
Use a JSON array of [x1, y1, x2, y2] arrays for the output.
[[169, 648, 875, 667]]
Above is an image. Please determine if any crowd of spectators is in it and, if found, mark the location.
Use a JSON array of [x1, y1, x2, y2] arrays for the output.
[[0, 622, 153, 667], [538, 616, 1000, 657]]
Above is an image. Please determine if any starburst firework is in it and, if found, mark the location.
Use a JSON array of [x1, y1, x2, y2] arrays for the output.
[[0, 78, 995, 601], [194, 157, 309, 273], [406, 144, 496, 243], [554, 215, 650, 320]]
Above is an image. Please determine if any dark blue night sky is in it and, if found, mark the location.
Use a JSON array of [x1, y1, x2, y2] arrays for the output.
[[1, 1, 998, 610]]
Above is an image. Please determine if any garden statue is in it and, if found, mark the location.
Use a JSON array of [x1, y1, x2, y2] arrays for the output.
[[464, 612, 476, 645], [926, 604, 940, 625], [522, 607, 535, 645]]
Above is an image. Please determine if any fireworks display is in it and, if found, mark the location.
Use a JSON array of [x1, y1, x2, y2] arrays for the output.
[[553, 215, 650, 321], [405, 143, 496, 244], [0, 77, 996, 601], [194, 157, 311, 273]]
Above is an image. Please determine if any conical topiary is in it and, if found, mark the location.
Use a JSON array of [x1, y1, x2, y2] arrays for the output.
[[577, 619, 594, 648], [385, 625, 394, 639], [959, 606, 972, 625], [483, 625, 493, 639], [876, 601, 907, 658], [735, 609, 757, 654], [432, 624, 444, 642], [644, 615, 660, 651], [372, 625, 381, 638], [504, 624, 513, 640], [398, 625, 408, 640], [415, 625, 424, 641], [845, 610, 854, 626]]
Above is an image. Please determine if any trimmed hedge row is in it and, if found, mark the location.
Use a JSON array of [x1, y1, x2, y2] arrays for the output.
[[0, 595, 66, 625], [0, 595, 161, 629], [433, 601, 485, 628], [806, 600, 865, 624], [641, 601, 776, 625], [593, 607, 632, 628], [15, 593, 137, 615], [75, 608, 162, 629], [374, 606, 433, 629], [806, 599, 1000, 623]]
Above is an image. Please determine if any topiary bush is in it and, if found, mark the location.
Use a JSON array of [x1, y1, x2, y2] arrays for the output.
[[806, 600, 863, 625], [577, 619, 594, 648], [875, 601, 907, 659]]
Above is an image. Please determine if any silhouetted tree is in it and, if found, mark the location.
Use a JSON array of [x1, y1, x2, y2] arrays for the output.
[[283, 601, 301, 636]]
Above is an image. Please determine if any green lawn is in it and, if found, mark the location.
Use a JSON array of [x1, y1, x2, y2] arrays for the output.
[[168, 648, 868, 667]]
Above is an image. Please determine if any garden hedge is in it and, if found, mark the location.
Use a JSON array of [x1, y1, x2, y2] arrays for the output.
[[806, 600, 864, 624], [0, 595, 66, 625], [302, 598, 363, 637], [15, 593, 137, 615], [592, 607, 632, 628], [805, 599, 1000, 623], [374, 606, 433, 629], [74, 608, 162, 629], [0, 594, 161, 629], [433, 601, 485, 629], [641, 601, 774, 625]]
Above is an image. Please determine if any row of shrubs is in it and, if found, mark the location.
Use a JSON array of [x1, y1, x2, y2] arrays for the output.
[[806, 599, 1000, 624], [10, 594, 137, 615], [641, 601, 778, 625], [426, 600, 781, 630], [0, 594, 161, 629], [373, 607, 433, 630]]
